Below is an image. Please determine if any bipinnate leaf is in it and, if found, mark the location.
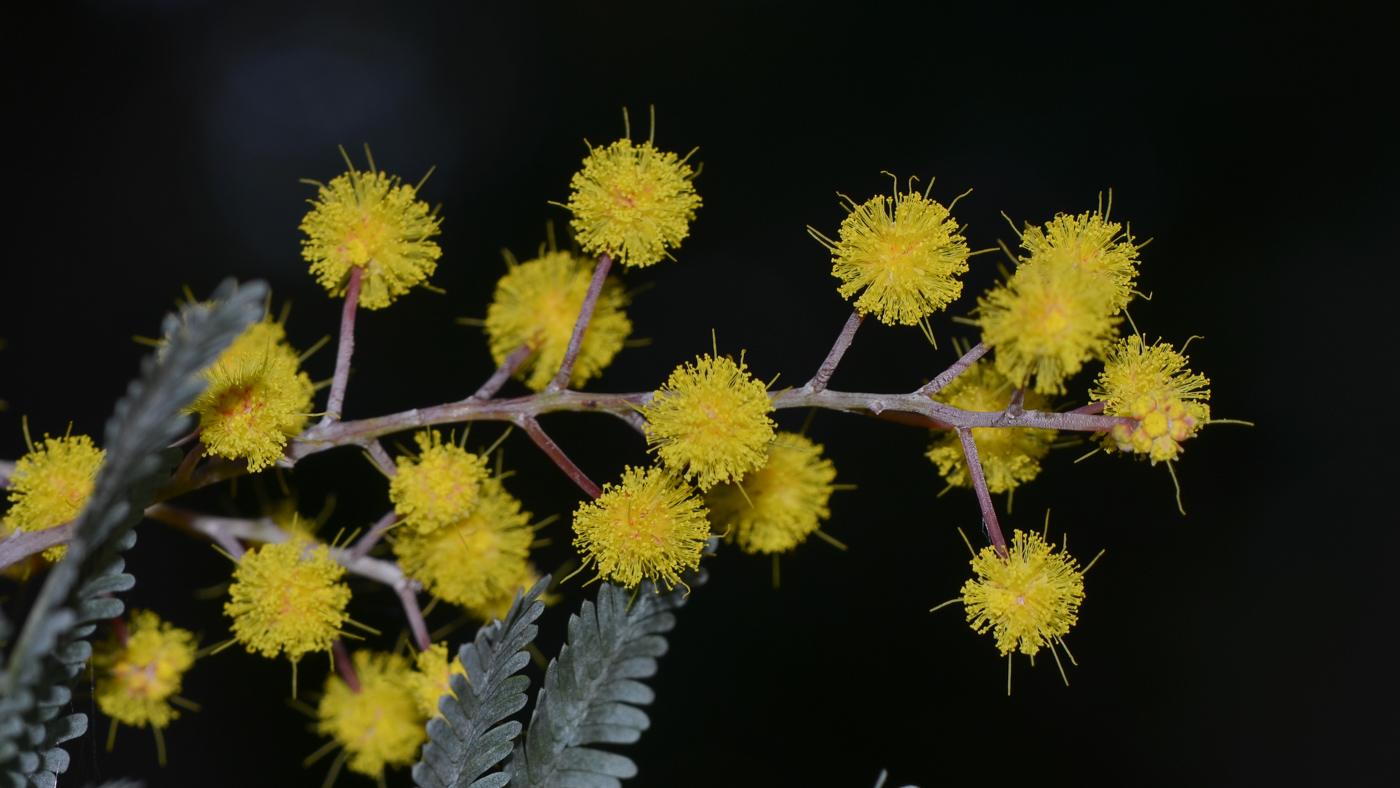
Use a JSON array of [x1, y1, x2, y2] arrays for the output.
[[505, 572, 701, 788], [413, 576, 549, 788], [0, 280, 266, 787]]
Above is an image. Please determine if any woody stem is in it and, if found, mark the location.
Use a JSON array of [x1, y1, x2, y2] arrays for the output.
[[548, 253, 613, 392], [804, 310, 864, 393], [323, 267, 363, 423], [957, 427, 1008, 555], [519, 416, 602, 499]]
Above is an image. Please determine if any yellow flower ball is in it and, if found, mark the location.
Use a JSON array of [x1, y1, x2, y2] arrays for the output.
[[389, 429, 491, 534], [925, 361, 1057, 493], [961, 529, 1086, 658], [706, 432, 838, 554], [93, 610, 197, 730], [1094, 335, 1211, 464], [407, 642, 468, 718], [300, 163, 443, 309], [815, 188, 970, 326], [392, 476, 533, 610], [224, 537, 351, 663], [1018, 209, 1141, 314], [3, 432, 105, 561], [316, 650, 427, 778], [566, 137, 701, 268], [572, 465, 710, 589], [642, 353, 776, 491], [484, 249, 633, 391]]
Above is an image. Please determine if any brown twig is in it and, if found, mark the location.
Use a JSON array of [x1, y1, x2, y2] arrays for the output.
[[332, 640, 361, 693], [0, 521, 74, 569], [804, 310, 864, 394], [956, 427, 1007, 555], [1007, 385, 1026, 419], [471, 343, 533, 401], [548, 253, 613, 392], [395, 583, 432, 652], [348, 510, 400, 560], [917, 341, 989, 396], [365, 440, 396, 477], [323, 266, 363, 423], [1070, 401, 1107, 415], [519, 416, 602, 499]]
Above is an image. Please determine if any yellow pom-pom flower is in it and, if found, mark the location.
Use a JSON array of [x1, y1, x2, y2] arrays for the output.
[[1018, 209, 1141, 313], [392, 476, 533, 610], [3, 432, 105, 561], [300, 159, 444, 309], [389, 430, 491, 534], [811, 186, 970, 326], [566, 136, 701, 268], [316, 650, 427, 778], [642, 353, 776, 491], [705, 432, 838, 554], [92, 610, 197, 731], [962, 529, 1086, 658], [925, 361, 1057, 493], [1094, 335, 1210, 464], [572, 465, 711, 589], [976, 258, 1121, 395], [224, 537, 351, 663], [484, 249, 633, 391], [407, 642, 468, 718], [188, 318, 315, 472], [465, 562, 551, 623]]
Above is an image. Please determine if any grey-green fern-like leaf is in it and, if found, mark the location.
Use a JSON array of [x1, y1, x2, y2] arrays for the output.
[[506, 573, 702, 788], [0, 279, 266, 788], [413, 575, 550, 788]]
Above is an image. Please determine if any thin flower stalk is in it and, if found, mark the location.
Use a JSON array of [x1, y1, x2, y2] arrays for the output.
[[548, 253, 613, 392], [324, 266, 363, 423], [957, 427, 1008, 554], [803, 310, 864, 393]]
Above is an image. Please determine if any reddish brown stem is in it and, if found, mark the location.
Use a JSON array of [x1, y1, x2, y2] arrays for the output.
[[520, 416, 602, 499], [805, 310, 864, 393], [957, 427, 1007, 555], [918, 342, 989, 396], [324, 267, 363, 423], [332, 640, 361, 693], [1071, 401, 1107, 415], [471, 343, 533, 401], [349, 510, 400, 560], [395, 583, 432, 652], [548, 253, 613, 392], [1007, 385, 1026, 418], [365, 439, 396, 477], [174, 442, 205, 483]]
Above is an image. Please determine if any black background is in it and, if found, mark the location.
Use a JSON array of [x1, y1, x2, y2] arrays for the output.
[[3, 1, 1396, 786]]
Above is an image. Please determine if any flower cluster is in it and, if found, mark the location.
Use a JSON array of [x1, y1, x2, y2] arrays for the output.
[[925, 361, 1057, 493], [961, 529, 1086, 658], [705, 432, 838, 554], [92, 610, 197, 731], [484, 248, 633, 391], [572, 465, 711, 589], [642, 353, 776, 491], [224, 537, 351, 664], [811, 186, 971, 326], [316, 650, 427, 778], [389, 429, 491, 534], [977, 209, 1140, 394], [566, 136, 701, 267], [188, 315, 315, 472], [1094, 334, 1211, 463], [2, 431, 105, 561], [301, 159, 444, 309], [392, 475, 534, 611], [407, 642, 468, 718]]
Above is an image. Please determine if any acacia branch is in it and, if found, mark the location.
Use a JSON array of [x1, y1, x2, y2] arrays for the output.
[[519, 416, 602, 499], [548, 253, 613, 392], [471, 342, 533, 401], [956, 427, 1008, 555], [803, 309, 863, 394], [323, 266, 363, 423], [917, 341, 989, 396]]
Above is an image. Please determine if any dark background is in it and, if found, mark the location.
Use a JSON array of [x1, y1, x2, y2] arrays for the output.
[[3, 1, 1395, 786]]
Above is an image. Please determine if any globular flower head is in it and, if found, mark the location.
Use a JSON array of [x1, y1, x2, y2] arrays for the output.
[[925, 360, 1057, 493], [706, 432, 838, 554], [188, 318, 315, 472], [484, 249, 633, 391], [408, 642, 468, 718], [389, 430, 491, 534], [961, 529, 1086, 658], [224, 537, 351, 663], [642, 353, 776, 491], [812, 185, 970, 326], [566, 134, 701, 268], [316, 650, 427, 778], [465, 562, 553, 624], [1095, 335, 1210, 464], [392, 476, 533, 610], [93, 610, 197, 730], [1018, 208, 1141, 314], [300, 155, 444, 309], [572, 465, 711, 589], [976, 258, 1121, 394], [4, 431, 105, 561]]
